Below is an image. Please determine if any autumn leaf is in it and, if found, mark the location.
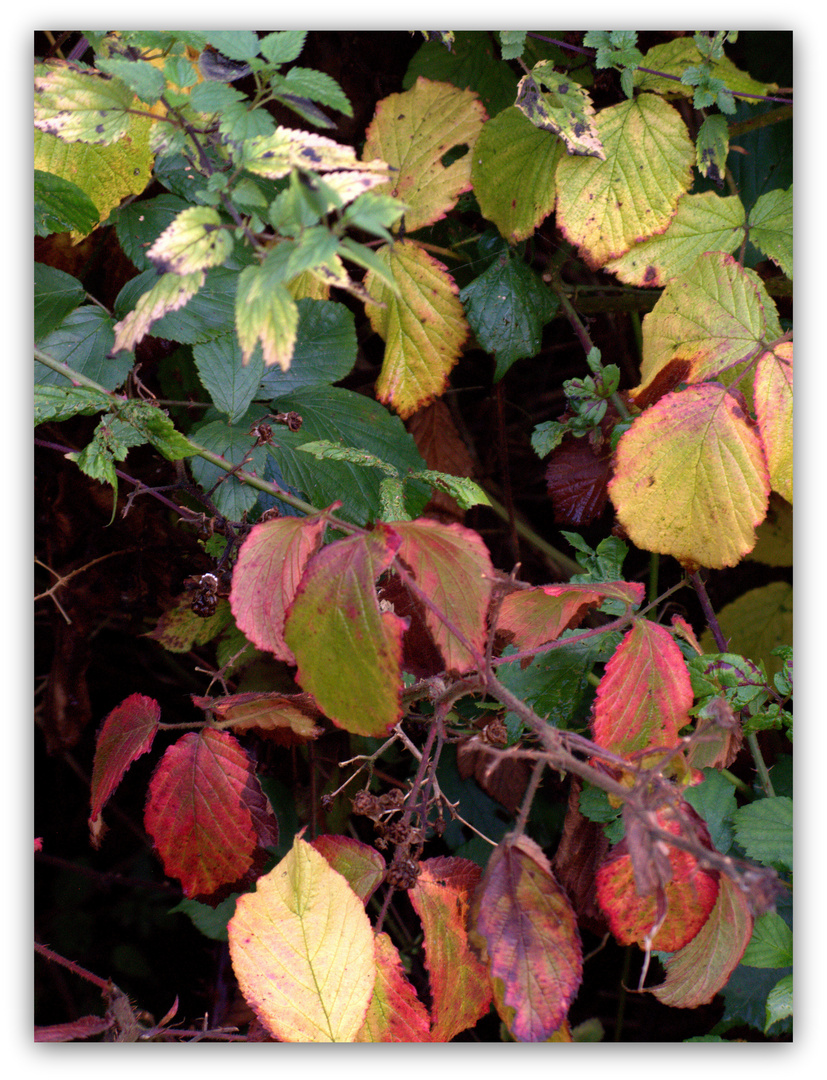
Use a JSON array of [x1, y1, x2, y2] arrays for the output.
[[228, 837, 376, 1042], [355, 932, 432, 1042], [235, 264, 299, 370], [496, 583, 619, 653], [515, 62, 604, 158], [146, 206, 233, 274], [754, 341, 793, 503], [35, 62, 135, 144], [469, 834, 583, 1042], [112, 271, 205, 354], [700, 581, 793, 680], [144, 729, 275, 899], [363, 77, 486, 233], [284, 526, 406, 736], [365, 240, 468, 419], [409, 857, 491, 1041], [591, 618, 693, 757], [651, 873, 754, 1008], [555, 93, 694, 269], [243, 125, 389, 181], [230, 515, 327, 664], [311, 834, 386, 904], [88, 693, 160, 846], [608, 383, 770, 569], [191, 690, 323, 744]]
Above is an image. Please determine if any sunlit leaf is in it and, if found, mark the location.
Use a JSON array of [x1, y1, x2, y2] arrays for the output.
[[754, 341, 793, 502], [228, 837, 375, 1042], [35, 62, 135, 144], [235, 263, 299, 369], [515, 62, 604, 158], [243, 126, 389, 181], [146, 206, 233, 274], [609, 383, 770, 569], [749, 186, 792, 279], [355, 932, 432, 1042]]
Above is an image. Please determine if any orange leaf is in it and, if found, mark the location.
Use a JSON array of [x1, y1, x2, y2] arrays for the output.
[[754, 340, 793, 503], [228, 837, 376, 1042], [355, 932, 432, 1042], [470, 835, 582, 1042], [192, 690, 323, 744], [230, 515, 327, 663], [497, 582, 641, 653], [651, 874, 753, 1008], [591, 618, 692, 756], [408, 856, 491, 1041], [89, 693, 159, 845], [144, 729, 274, 899]]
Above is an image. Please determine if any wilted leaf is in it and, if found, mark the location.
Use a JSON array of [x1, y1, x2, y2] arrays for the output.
[[144, 729, 273, 899], [652, 874, 754, 1007], [365, 240, 469, 419], [228, 837, 376, 1042], [147, 595, 233, 653], [355, 932, 432, 1042], [89, 694, 160, 845], [470, 835, 582, 1042], [284, 526, 406, 736], [591, 618, 693, 756], [230, 515, 327, 664], [363, 77, 486, 233], [608, 383, 770, 568], [754, 341, 792, 503], [555, 94, 694, 269], [409, 857, 490, 1042]]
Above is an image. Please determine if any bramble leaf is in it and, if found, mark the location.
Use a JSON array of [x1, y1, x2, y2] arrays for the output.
[[242, 126, 389, 181], [192, 690, 323, 743], [228, 837, 375, 1042], [555, 94, 694, 269], [515, 62, 604, 159], [363, 77, 486, 233], [609, 383, 770, 568], [235, 264, 299, 369], [754, 341, 793, 502], [35, 63, 136, 144], [469, 835, 582, 1042], [146, 206, 233, 274], [311, 835, 386, 905], [112, 271, 205, 354], [749, 187, 792, 279], [365, 240, 468, 419], [355, 932, 432, 1042], [732, 796, 792, 871]]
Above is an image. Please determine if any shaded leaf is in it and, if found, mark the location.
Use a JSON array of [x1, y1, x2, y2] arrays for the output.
[[470, 835, 582, 1041], [34, 169, 99, 237], [112, 271, 205, 354], [732, 796, 792, 871], [228, 837, 375, 1042], [192, 690, 323, 743], [545, 429, 613, 526], [700, 581, 792, 680], [749, 186, 792, 279]]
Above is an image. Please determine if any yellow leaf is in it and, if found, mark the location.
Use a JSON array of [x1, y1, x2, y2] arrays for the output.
[[609, 383, 770, 569], [754, 341, 793, 503], [555, 94, 694, 269], [228, 838, 376, 1042], [366, 240, 468, 419]]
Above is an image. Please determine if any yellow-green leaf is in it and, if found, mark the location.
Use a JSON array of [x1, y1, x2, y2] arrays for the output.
[[236, 265, 299, 369], [365, 240, 468, 419], [515, 62, 604, 159], [608, 383, 770, 569], [700, 581, 792, 679], [471, 107, 563, 244], [605, 192, 745, 288], [35, 62, 135, 144], [147, 206, 233, 274], [228, 837, 375, 1042], [754, 341, 792, 503], [633, 252, 781, 402], [555, 94, 694, 269], [363, 77, 486, 233], [243, 125, 389, 181], [112, 271, 205, 354], [634, 38, 777, 100], [749, 187, 793, 281]]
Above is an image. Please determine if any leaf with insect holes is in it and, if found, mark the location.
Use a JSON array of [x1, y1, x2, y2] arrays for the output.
[[363, 77, 486, 233], [595, 805, 719, 952], [408, 857, 490, 1042], [88, 694, 160, 846], [390, 518, 493, 673], [652, 874, 754, 1008], [230, 515, 327, 664], [365, 240, 468, 420], [754, 341, 792, 503], [355, 931, 432, 1042], [146, 206, 233, 275], [191, 691, 323, 745], [228, 836, 376, 1042], [609, 383, 770, 569], [555, 94, 694, 270], [112, 271, 205, 354], [284, 525, 406, 736], [469, 834, 583, 1042], [144, 729, 276, 899], [591, 618, 693, 757]]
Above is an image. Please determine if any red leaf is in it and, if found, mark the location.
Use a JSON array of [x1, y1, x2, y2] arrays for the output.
[[88, 694, 160, 846], [497, 584, 608, 652], [390, 518, 494, 673], [545, 432, 612, 525], [192, 690, 323, 745], [470, 835, 583, 1042], [595, 805, 719, 952], [144, 729, 275, 899], [355, 932, 432, 1042], [35, 1015, 114, 1042], [591, 618, 693, 756], [408, 856, 491, 1041], [311, 834, 386, 904], [230, 515, 327, 663]]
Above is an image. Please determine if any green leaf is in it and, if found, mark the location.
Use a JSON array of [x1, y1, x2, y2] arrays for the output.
[[499, 32, 527, 61], [95, 56, 166, 104], [193, 335, 266, 423], [236, 264, 299, 369], [36, 307, 134, 391], [112, 270, 206, 354], [35, 63, 136, 145], [188, 417, 272, 519], [414, 471, 491, 511], [764, 974, 792, 1032], [205, 31, 262, 61], [748, 187, 793, 280], [34, 263, 86, 340], [114, 194, 190, 272], [272, 67, 352, 117], [460, 254, 558, 380], [34, 170, 99, 237], [683, 768, 737, 855], [404, 31, 518, 118], [123, 403, 198, 460], [732, 796, 792, 871], [259, 31, 308, 66], [741, 913, 793, 969], [34, 384, 114, 425], [696, 114, 730, 185], [257, 298, 357, 396]]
